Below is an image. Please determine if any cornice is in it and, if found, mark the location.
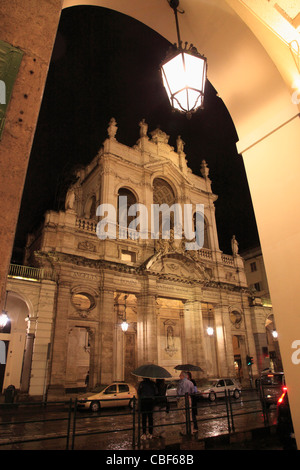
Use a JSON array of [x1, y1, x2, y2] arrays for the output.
[[37, 250, 250, 294]]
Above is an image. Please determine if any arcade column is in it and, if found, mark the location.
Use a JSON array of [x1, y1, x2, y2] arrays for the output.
[[0, 0, 63, 309]]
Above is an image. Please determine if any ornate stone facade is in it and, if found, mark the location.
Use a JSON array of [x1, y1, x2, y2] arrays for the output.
[[18, 119, 265, 396]]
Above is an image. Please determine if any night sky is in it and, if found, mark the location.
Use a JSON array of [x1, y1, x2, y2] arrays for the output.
[[12, 6, 259, 263]]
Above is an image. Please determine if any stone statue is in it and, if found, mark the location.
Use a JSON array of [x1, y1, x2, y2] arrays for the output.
[[176, 135, 185, 153], [107, 118, 118, 139], [65, 187, 75, 210], [139, 118, 148, 138], [231, 235, 239, 256], [200, 160, 210, 179]]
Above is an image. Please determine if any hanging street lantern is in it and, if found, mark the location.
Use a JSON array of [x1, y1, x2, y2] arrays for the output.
[[206, 326, 214, 336], [161, 0, 207, 118], [0, 312, 9, 329], [121, 294, 129, 332], [121, 320, 129, 332]]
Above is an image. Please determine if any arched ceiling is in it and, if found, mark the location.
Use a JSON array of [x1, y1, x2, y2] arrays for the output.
[[62, 0, 299, 152]]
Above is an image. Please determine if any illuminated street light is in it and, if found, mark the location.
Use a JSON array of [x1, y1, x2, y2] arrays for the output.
[[121, 294, 129, 332], [0, 312, 9, 328], [161, 0, 207, 118], [206, 326, 214, 336]]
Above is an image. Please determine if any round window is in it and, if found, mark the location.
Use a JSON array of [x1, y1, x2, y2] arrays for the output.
[[230, 310, 242, 326], [72, 293, 95, 310]]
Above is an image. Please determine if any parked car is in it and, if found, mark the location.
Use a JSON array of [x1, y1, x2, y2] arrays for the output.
[[276, 386, 297, 450], [258, 371, 285, 408], [198, 378, 241, 401], [77, 382, 137, 412]]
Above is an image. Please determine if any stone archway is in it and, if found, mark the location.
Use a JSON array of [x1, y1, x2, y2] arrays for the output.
[[1, 0, 300, 445], [0, 291, 30, 393]]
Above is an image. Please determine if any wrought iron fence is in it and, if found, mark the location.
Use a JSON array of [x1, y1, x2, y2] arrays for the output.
[[0, 387, 278, 450]]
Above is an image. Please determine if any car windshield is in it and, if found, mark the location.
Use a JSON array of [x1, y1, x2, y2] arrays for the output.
[[201, 380, 218, 387], [261, 374, 283, 385], [90, 384, 108, 393]]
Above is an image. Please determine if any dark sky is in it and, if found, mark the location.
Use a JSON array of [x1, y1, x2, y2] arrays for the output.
[[12, 5, 259, 262]]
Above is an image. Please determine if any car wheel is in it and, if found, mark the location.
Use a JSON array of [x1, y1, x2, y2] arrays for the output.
[[209, 392, 216, 402], [90, 400, 101, 412], [233, 389, 240, 399]]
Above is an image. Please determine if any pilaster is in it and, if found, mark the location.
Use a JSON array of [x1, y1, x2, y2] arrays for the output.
[[214, 302, 235, 377], [98, 288, 115, 384], [47, 280, 70, 399], [136, 276, 158, 365]]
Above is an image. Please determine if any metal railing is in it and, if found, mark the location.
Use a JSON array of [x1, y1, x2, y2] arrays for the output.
[[0, 387, 277, 450], [8, 264, 56, 282]]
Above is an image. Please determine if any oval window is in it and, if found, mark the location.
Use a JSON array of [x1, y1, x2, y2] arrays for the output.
[[72, 293, 94, 310]]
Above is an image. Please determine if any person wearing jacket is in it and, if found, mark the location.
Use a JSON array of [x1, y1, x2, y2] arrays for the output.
[[187, 371, 198, 433], [176, 371, 194, 436], [138, 378, 158, 440], [153, 379, 170, 438]]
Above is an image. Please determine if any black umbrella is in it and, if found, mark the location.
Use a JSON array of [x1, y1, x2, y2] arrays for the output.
[[174, 364, 204, 372], [132, 363, 172, 379]]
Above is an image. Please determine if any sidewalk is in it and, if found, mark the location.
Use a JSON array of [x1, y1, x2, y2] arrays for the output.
[[136, 425, 285, 451]]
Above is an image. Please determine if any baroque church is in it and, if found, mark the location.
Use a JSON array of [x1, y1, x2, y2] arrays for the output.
[[1, 119, 273, 399]]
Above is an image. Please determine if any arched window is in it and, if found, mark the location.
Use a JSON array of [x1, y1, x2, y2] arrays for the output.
[[117, 187, 137, 228], [153, 178, 175, 206], [84, 195, 96, 219], [153, 178, 176, 236], [89, 195, 96, 219], [193, 212, 210, 249]]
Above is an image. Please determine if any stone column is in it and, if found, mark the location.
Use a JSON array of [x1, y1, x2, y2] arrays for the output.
[[136, 277, 157, 365], [27, 280, 56, 397], [214, 304, 235, 377], [114, 322, 124, 382], [47, 281, 70, 399], [0, 0, 63, 310], [98, 288, 115, 384], [243, 302, 259, 378], [183, 297, 206, 368], [20, 333, 35, 393]]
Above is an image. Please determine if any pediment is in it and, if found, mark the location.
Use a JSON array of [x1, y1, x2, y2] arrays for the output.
[[144, 251, 210, 281]]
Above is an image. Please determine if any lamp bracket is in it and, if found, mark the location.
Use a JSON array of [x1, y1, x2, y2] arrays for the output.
[[168, 0, 184, 14]]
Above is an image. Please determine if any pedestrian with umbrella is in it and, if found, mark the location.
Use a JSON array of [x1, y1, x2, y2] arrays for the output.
[[132, 364, 171, 441], [176, 371, 194, 436], [175, 364, 203, 436], [187, 371, 198, 433], [137, 377, 157, 440], [153, 378, 170, 438]]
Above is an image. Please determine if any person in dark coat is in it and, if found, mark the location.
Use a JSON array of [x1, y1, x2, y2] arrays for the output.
[[138, 378, 158, 440], [187, 371, 198, 432], [153, 379, 169, 438]]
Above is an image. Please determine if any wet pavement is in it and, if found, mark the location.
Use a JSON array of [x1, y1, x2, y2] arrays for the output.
[[0, 391, 291, 451]]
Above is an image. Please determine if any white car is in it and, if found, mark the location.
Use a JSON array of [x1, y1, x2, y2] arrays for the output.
[[77, 382, 137, 412], [198, 378, 241, 401], [166, 380, 180, 402]]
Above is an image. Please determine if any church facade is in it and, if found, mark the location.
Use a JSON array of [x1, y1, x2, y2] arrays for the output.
[[2, 119, 273, 398]]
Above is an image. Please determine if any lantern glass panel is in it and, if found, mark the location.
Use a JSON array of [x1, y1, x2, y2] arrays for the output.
[[183, 52, 206, 91], [162, 53, 185, 96]]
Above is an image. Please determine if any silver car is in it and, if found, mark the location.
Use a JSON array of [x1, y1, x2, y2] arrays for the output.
[[166, 380, 180, 402], [198, 378, 241, 401]]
